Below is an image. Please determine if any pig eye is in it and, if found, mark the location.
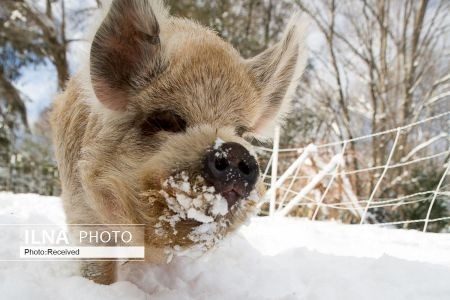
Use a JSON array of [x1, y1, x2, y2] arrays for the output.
[[141, 110, 187, 135]]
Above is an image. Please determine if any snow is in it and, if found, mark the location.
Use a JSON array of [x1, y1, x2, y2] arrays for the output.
[[213, 138, 224, 150], [157, 172, 238, 253], [187, 208, 213, 223], [10, 10, 27, 22], [1, 192, 450, 299], [211, 196, 228, 216]]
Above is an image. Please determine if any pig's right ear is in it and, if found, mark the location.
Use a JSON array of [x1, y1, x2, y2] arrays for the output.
[[90, 0, 167, 111]]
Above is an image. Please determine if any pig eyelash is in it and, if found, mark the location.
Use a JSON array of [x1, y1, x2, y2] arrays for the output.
[[235, 126, 248, 137], [141, 110, 187, 136], [236, 126, 258, 144]]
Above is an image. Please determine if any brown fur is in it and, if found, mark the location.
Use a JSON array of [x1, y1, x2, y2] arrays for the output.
[[51, 0, 307, 284]]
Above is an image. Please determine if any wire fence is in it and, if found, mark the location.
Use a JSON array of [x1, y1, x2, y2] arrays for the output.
[[257, 111, 450, 233]]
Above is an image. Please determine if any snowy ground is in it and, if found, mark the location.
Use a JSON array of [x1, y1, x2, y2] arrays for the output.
[[0, 192, 449, 300]]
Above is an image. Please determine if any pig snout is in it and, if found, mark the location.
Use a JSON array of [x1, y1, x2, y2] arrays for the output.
[[203, 142, 259, 207]]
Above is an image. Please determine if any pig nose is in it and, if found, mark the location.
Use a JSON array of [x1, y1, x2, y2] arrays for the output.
[[204, 142, 259, 207]]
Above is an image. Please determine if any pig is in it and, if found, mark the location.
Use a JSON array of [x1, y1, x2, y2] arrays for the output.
[[51, 0, 307, 284]]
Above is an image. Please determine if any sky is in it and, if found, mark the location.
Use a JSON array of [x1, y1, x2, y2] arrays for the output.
[[14, 64, 58, 124], [14, 41, 89, 124], [11, 0, 94, 125]]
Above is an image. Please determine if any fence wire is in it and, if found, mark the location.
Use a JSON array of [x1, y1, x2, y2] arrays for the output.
[[259, 111, 450, 233]]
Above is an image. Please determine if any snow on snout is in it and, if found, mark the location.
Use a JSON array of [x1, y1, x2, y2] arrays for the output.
[[213, 138, 224, 149], [156, 172, 234, 254], [156, 171, 259, 259], [160, 172, 229, 222]]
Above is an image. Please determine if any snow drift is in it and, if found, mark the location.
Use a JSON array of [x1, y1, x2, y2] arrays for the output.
[[0, 192, 449, 300]]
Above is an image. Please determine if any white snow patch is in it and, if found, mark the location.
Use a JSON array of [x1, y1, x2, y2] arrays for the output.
[[157, 172, 241, 254], [211, 195, 228, 216], [1, 192, 450, 300], [187, 208, 214, 223], [10, 10, 27, 22], [175, 194, 192, 210], [247, 190, 260, 203], [213, 138, 224, 149], [159, 173, 230, 225]]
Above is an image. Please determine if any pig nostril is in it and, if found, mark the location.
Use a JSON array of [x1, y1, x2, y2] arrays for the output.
[[238, 161, 250, 175], [204, 142, 259, 197], [215, 157, 229, 171]]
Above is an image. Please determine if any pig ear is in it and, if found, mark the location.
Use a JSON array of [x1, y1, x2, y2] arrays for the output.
[[90, 0, 167, 111], [246, 14, 308, 137]]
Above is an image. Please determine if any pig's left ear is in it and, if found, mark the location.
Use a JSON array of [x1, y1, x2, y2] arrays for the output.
[[89, 0, 168, 111], [246, 14, 308, 137]]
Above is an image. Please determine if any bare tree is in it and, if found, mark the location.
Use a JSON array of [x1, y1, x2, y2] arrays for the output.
[[293, 0, 450, 195], [0, 0, 100, 193]]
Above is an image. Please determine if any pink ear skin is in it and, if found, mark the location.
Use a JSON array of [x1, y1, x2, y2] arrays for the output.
[[91, 81, 129, 111]]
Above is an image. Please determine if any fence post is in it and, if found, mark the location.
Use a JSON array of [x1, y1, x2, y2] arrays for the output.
[[269, 126, 280, 217], [276, 154, 343, 217]]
